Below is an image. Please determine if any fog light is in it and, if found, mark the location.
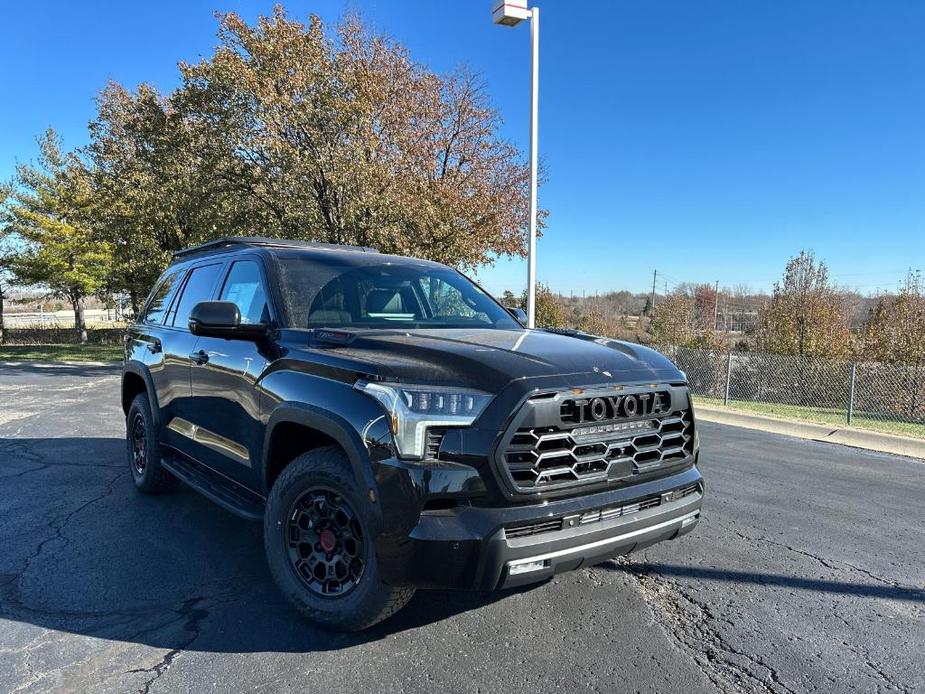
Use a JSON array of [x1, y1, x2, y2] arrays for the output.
[[508, 559, 548, 575], [681, 514, 699, 528]]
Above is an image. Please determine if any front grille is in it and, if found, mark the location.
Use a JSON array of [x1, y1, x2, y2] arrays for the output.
[[504, 482, 701, 538], [498, 386, 695, 493], [505, 518, 565, 538]]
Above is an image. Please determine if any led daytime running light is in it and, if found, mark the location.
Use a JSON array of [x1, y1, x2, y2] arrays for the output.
[[355, 381, 492, 459]]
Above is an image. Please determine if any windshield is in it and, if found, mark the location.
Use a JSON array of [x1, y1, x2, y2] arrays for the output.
[[277, 257, 522, 330]]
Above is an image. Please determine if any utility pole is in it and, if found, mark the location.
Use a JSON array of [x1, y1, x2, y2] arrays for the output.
[[650, 269, 657, 311], [713, 280, 719, 330]]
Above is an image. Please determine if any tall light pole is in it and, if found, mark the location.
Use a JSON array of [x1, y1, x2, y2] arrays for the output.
[[493, 0, 539, 328]]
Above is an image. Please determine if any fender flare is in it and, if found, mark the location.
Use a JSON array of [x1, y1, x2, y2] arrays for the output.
[[122, 361, 161, 429], [262, 403, 382, 526]]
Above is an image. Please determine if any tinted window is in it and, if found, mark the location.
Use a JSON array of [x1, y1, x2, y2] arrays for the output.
[[142, 269, 182, 325], [277, 259, 518, 330], [171, 264, 223, 329], [417, 277, 487, 321], [220, 261, 269, 324]]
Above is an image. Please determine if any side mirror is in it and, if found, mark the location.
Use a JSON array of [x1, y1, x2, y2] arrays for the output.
[[189, 301, 267, 340], [507, 307, 528, 324]]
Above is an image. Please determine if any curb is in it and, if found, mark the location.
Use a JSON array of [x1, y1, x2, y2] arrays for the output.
[[695, 404, 925, 461]]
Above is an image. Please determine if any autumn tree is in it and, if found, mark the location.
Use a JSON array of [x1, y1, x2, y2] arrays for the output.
[[755, 250, 848, 358], [650, 284, 721, 348], [863, 271, 925, 366], [692, 283, 718, 332], [522, 283, 564, 328], [88, 82, 256, 312], [556, 293, 619, 337], [1, 130, 111, 343], [576, 306, 618, 337], [194, 9, 534, 261], [86, 8, 538, 304], [650, 292, 691, 345]]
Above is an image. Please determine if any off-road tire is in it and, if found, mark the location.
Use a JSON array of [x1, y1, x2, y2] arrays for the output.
[[126, 393, 178, 493], [263, 445, 415, 631]]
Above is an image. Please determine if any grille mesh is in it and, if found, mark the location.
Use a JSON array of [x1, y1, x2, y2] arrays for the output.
[[504, 482, 701, 538], [502, 410, 694, 491]]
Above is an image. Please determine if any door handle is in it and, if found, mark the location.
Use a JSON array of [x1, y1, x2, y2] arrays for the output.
[[190, 349, 209, 365]]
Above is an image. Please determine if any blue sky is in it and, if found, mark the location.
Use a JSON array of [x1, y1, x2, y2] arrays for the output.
[[2, 1, 923, 295]]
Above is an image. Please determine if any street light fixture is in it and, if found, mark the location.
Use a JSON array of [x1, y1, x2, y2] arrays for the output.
[[493, 0, 539, 329]]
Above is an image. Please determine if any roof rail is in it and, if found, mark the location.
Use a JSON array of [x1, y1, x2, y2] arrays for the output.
[[172, 236, 378, 258]]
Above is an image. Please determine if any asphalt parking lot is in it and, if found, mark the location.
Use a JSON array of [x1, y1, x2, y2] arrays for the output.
[[0, 363, 923, 694]]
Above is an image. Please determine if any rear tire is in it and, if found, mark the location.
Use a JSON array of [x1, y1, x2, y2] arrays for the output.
[[126, 393, 178, 494], [263, 446, 414, 631]]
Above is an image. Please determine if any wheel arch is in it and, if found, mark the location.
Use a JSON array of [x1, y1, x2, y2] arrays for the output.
[[262, 404, 381, 524], [122, 362, 160, 428]]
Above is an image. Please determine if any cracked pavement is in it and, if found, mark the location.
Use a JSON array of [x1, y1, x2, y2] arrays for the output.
[[0, 363, 923, 693]]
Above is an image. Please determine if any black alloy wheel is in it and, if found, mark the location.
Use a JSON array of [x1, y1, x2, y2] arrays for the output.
[[263, 445, 415, 630], [286, 489, 366, 597], [126, 392, 177, 494], [130, 411, 147, 475]]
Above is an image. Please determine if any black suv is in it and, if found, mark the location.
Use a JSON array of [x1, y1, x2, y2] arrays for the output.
[[122, 237, 702, 630]]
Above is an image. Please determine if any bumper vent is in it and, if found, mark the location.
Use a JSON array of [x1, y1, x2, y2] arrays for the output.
[[505, 518, 565, 539], [504, 482, 701, 539], [425, 429, 445, 461], [502, 410, 694, 492], [665, 482, 700, 503]]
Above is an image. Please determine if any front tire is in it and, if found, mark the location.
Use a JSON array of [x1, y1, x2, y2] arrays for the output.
[[126, 393, 177, 494], [263, 446, 414, 631]]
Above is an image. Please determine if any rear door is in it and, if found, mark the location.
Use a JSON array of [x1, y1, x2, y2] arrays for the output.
[[159, 261, 226, 460], [128, 267, 186, 424], [187, 257, 274, 487]]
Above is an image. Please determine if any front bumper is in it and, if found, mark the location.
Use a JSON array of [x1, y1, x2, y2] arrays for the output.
[[497, 502, 698, 588], [375, 465, 703, 591]]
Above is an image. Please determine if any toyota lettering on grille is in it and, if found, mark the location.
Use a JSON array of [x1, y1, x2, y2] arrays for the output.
[[560, 391, 672, 425]]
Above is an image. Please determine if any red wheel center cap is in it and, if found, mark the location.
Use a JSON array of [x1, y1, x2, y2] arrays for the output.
[[319, 529, 337, 552]]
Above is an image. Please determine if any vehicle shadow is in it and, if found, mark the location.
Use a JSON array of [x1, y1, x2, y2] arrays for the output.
[[605, 560, 925, 603], [0, 436, 530, 654]]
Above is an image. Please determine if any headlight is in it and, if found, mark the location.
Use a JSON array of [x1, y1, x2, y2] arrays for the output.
[[355, 381, 493, 460]]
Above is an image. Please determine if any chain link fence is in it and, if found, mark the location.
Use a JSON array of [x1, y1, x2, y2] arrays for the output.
[[656, 345, 925, 439]]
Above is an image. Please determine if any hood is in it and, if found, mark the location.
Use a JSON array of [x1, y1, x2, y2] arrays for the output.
[[292, 328, 684, 393]]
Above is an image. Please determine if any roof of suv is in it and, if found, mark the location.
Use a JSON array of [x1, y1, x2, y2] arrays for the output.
[[173, 236, 379, 259], [170, 237, 453, 273]]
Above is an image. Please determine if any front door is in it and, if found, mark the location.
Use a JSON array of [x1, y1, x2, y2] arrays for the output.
[[188, 258, 273, 488], [159, 261, 227, 461]]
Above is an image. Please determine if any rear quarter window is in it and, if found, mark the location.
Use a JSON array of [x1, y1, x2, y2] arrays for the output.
[[141, 269, 183, 325]]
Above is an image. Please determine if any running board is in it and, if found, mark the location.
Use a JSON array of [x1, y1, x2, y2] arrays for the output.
[[161, 455, 265, 521]]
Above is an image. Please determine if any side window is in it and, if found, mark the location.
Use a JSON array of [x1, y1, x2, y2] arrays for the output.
[[417, 277, 487, 322], [142, 269, 182, 325], [219, 261, 269, 324], [171, 264, 223, 329]]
